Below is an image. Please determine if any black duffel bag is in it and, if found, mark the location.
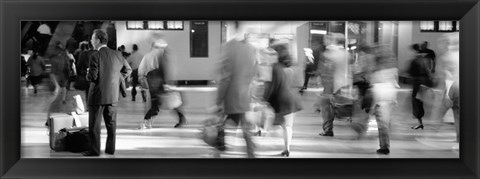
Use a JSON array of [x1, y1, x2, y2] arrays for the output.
[[64, 127, 91, 153]]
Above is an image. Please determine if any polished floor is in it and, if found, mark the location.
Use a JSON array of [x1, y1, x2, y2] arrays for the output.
[[21, 83, 459, 158]]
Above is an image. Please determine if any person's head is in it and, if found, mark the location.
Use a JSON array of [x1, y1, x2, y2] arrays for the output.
[[132, 44, 138, 52], [410, 43, 421, 53], [151, 39, 168, 49], [87, 42, 93, 50], [91, 29, 108, 50], [271, 43, 292, 67], [31, 50, 39, 59], [80, 43, 87, 51], [54, 40, 66, 52], [233, 21, 253, 41], [420, 41, 428, 49], [373, 45, 397, 70]]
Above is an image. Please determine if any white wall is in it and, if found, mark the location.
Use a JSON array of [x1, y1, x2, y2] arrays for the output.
[[118, 21, 454, 81], [115, 21, 221, 81], [225, 21, 308, 62], [397, 21, 414, 73]]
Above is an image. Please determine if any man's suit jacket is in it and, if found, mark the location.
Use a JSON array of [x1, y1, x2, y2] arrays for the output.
[[216, 39, 256, 114], [87, 47, 132, 106]]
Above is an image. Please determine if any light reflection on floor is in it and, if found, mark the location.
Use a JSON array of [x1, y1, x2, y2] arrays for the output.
[[21, 85, 459, 158]]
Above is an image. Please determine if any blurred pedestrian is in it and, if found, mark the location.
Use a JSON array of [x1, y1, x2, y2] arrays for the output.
[[138, 40, 187, 129], [21, 56, 28, 78], [213, 21, 257, 158], [27, 50, 46, 94], [65, 47, 77, 91], [75, 42, 94, 104], [118, 45, 130, 58], [318, 33, 351, 137], [431, 33, 460, 143], [127, 44, 146, 102], [248, 39, 278, 136], [300, 40, 322, 94], [83, 29, 132, 156], [349, 44, 375, 139], [36, 22, 52, 54], [369, 45, 399, 155], [408, 43, 433, 130], [264, 42, 303, 157], [420, 41, 436, 73], [49, 41, 73, 103]]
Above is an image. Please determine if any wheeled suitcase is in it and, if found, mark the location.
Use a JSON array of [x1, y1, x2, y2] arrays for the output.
[[48, 112, 88, 151]]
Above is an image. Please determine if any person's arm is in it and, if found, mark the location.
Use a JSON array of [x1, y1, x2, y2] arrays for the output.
[[137, 55, 149, 89], [263, 63, 281, 101], [40, 58, 47, 71], [431, 51, 436, 73], [160, 48, 170, 85], [121, 58, 132, 79], [215, 47, 232, 108], [86, 52, 99, 82]]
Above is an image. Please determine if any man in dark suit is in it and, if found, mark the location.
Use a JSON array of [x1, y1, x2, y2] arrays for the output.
[[83, 29, 132, 156], [214, 21, 257, 158]]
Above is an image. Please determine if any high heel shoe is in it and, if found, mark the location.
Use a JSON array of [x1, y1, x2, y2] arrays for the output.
[[411, 125, 424, 130], [280, 150, 290, 157]]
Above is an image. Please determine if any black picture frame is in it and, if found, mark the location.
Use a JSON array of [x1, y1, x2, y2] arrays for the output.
[[1, 0, 479, 178]]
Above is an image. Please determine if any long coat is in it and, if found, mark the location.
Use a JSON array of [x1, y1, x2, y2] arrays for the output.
[[264, 62, 303, 116], [216, 39, 256, 114], [87, 47, 132, 106]]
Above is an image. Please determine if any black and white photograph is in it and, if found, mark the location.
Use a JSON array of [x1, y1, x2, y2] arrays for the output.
[[20, 20, 460, 159]]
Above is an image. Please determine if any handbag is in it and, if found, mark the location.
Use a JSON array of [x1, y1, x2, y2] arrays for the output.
[[159, 91, 182, 110], [331, 86, 355, 119]]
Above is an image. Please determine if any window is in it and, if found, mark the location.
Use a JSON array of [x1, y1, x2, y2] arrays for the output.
[[126, 21, 183, 30], [438, 21, 454, 31], [420, 21, 459, 32], [126, 21, 144, 30], [147, 21, 164, 30], [190, 21, 208, 57], [420, 21, 435, 32], [167, 21, 183, 30]]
